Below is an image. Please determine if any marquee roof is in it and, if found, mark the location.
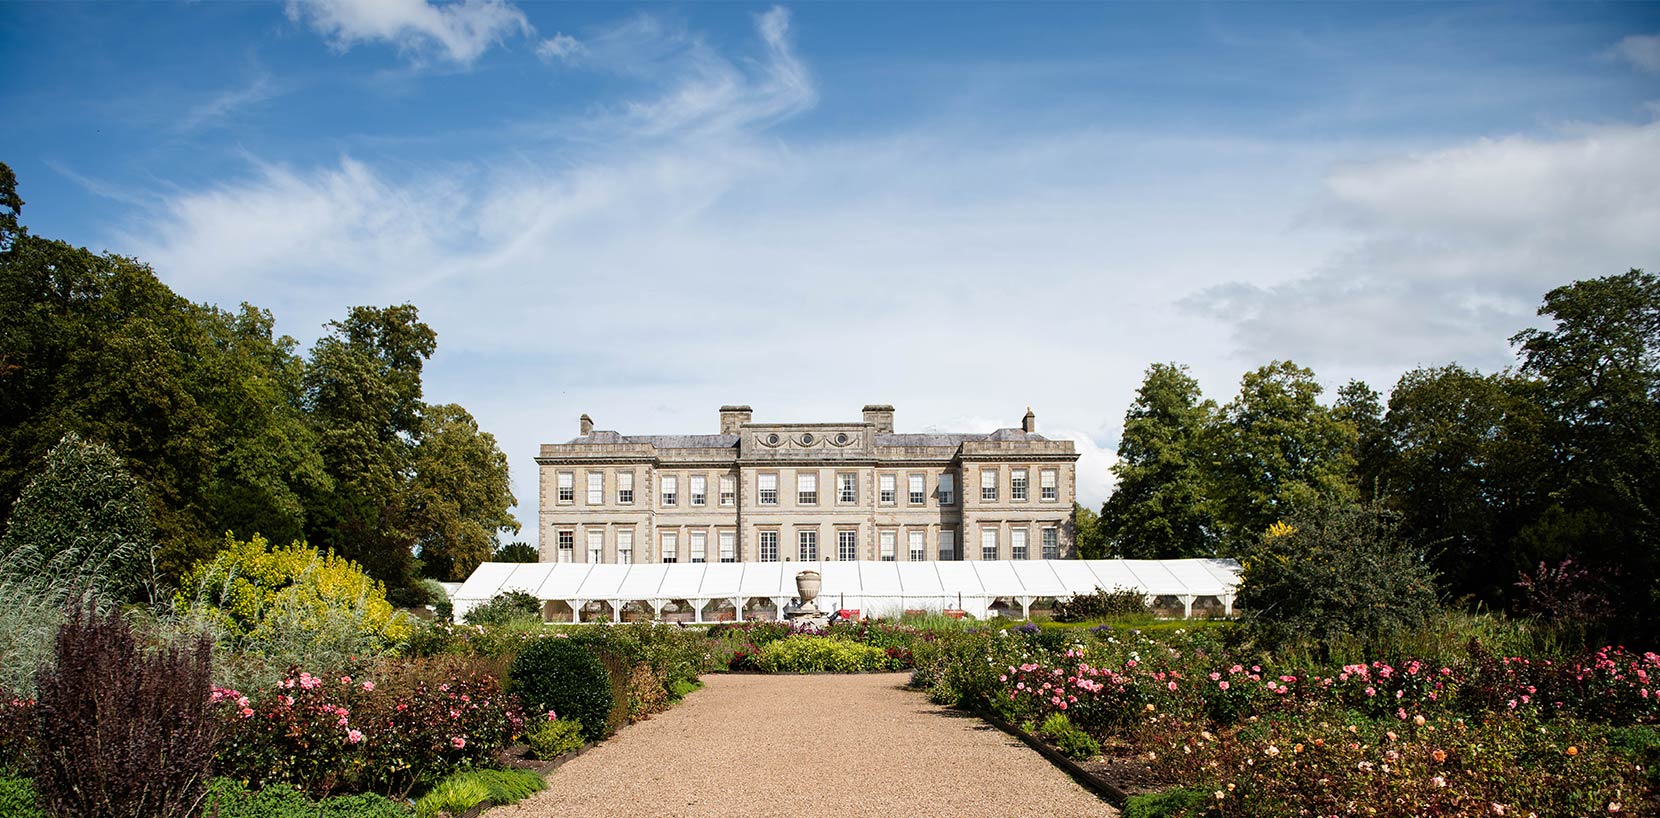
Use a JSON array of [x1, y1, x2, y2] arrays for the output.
[[453, 559, 1241, 618]]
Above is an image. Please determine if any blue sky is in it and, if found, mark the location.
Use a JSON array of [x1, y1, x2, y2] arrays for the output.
[[3, 1, 1658, 534]]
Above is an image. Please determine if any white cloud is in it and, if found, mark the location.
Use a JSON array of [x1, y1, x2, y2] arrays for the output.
[[1185, 121, 1660, 375], [120, 8, 1660, 539], [285, 0, 531, 65], [535, 33, 583, 63], [178, 73, 279, 132], [1609, 34, 1660, 73]]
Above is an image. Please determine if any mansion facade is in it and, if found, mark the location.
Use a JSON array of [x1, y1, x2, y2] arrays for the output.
[[536, 404, 1080, 565]]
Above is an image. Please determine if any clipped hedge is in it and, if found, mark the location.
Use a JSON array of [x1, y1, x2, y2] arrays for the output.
[[523, 717, 584, 760], [510, 638, 613, 742], [755, 637, 889, 673]]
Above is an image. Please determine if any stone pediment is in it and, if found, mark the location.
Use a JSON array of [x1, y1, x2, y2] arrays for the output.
[[739, 423, 873, 460]]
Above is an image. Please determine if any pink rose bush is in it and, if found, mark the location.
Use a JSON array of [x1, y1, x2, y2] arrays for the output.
[[212, 657, 523, 798]]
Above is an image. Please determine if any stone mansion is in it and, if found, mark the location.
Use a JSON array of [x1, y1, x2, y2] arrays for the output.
[[536, 404, 1080, 564]]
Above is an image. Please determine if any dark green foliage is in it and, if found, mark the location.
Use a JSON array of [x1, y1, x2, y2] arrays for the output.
[[0, 432, 153, 601], [509, 638, 614, 742], [1073, 503, 1106, 559], [0, 776, 46, 818], [1237, 503, 1438, 656], [492, 541, 538, 563], [462, 590, 541, 626], [32, 600, 218, 818], [1050, 586, 1150, 622], [1122, 787, 1213, 818], [1101, 363, 1221, 558], [201, 778, 412, 818]]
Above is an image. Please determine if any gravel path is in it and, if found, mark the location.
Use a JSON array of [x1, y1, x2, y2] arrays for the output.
[[506, 673, 1119, 818]]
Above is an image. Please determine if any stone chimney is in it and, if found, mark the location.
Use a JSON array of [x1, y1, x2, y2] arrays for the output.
[[1022, 407, 1036, 433], [719, 405, 752, 435], [862, 404, 895, 434], [579, 414, 594, 436]]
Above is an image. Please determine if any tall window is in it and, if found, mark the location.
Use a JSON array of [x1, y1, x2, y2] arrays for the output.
[[981, 528, 998, 561], [797, 473, 818, 505], [838, 473, 857, 503], [587, 530, 603, 563], [879, 474, 896, 504], [837, 530, 857, 561], [939, 530, 956, 561], [938, 474, 954, 505], [759, 531, 778, 562], [1011, 469, 1028, 501], [798, 530, 818, 561], [557, 530, 574, 563], [1040, 470, 1058, 501], [879, 531, 896, 561], [1011, 528, 1028, 560], [586, 472, 603, 505], [719, 475, 736, 506], [981, 469, 998, 501], [617, 529, 633, 564], [557, 472, 574, 503], [660, 532, 677, 563], [618, 471, 634, 504], [719, 531, 736, 562], [908, 474, 926, 505], [690, 475, 707, 506], [661, 476, 678, 506], [690, 531, 707, 563], [909, 531, 925, 561], [758, 474, 778, 505], [1042, 527, 1059, 559]]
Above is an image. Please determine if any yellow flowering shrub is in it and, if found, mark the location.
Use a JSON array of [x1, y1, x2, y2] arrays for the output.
[[177, 534, 412, 652]]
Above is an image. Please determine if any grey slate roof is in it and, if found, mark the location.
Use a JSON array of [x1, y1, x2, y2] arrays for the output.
[[565, 430, 1047, 447]]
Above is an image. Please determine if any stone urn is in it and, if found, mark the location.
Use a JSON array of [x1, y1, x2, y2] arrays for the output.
[[795, 570, 821, 609]]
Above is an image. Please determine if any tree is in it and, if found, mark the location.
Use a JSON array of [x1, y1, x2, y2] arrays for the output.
[[1335, 379, 1387, 500], [1209, 361, 1357, 547], [0, 161, 22, 251], [1510, 269, 1660, 637], [1099, 363, 1220, 558], [1072, 503, 1106, 559], [407, 403, 519, 581], [493, 541, 539, 563], [0, 432, 154, 602], [1375, 365, 1549, 605], [302, 305, 437, 602]]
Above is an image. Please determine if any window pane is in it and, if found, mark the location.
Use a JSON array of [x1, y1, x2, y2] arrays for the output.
[[798, 531, 817, 561], [879, 531, 895, 561], [908, 474, 925, 504], [1011, 469, 1028, 501], [759, 531, 779, 562], [1012, 528, 1028, 559], [618, 530, 633, 564], [908, 531, 925, 561], [720, 476, 736, 506], [719, 531, 736, 562], [759, 474, 778, 505], [798, 473, 817, 505], [981, 528, 998, 560], [660, 532, 677, 562], [587, 530, 603, 563], [1042, 527, 1059, 559], [837, 530, 857, 561], [691, 475, 707, 505], [690, 532, 706, 563], [838, 473, 856, 503], [939, 530, 956, 561], [587, 472, 603, 504], [939, 474, 954, 505]]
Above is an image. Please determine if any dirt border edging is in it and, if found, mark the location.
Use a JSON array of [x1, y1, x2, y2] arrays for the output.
[[971, 708, 1129, 808]]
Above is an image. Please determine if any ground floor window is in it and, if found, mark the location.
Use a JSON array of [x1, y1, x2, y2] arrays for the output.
[[690, 531, 707, 563], [1011, 528, 1028, 560], [939, 530, 956, 561], [661, 531, 677, 563], [879, 530, 896, 561], [909, 530, 925, 561], [759, 531, 779, 562], [1042, 527, 1059, 559], [837, 530, 857, 561], [719, 531, 736, 562], [798, 530, 818, 561], [618, 530, 633, 564], [587, 529, 603, 563], [981, 528, 998, 561], [558, 530, 574, 563]]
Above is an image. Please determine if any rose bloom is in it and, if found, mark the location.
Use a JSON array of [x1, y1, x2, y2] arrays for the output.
[[451, 736, 466, 749], [1567, 746, 1580, 756], [1432, 749, 1448, 763]]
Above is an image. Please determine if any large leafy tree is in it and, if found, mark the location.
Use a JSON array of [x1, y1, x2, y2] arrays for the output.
[[1099, 363, 1220, 558], [408, 403, 519, 580], [1510, 269, 1660, 634], [1209, 361, 1358, 546], [1375, 365, 1550, 605]]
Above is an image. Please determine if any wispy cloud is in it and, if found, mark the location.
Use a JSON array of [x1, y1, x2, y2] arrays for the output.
[[535, 33, 583, 64], [285, 0, 532, 65], [1609, 34, 1660, 74], [178, 72, 280, 132], [1184, 121, 1660, 372]]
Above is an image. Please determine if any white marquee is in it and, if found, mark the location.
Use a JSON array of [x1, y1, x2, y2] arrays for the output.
[[452, 559, 1242, 622]]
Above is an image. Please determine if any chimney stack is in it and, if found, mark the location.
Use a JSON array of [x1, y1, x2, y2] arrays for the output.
[[1022, 407, 1036, 433], [719, 405, 753, 435], [862, 404, 895, 434], [579, 414, 593, 436]]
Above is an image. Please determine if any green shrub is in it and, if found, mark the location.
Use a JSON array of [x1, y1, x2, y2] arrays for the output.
[[1038, 713, 1100, 761], [0, 776, 45, 818], [1050, 586, 1150, 622], [523, 717, 585, 760], [418, 579, 453, 623], [510, 638, 613, 741], [755, 637, 888, 673], [1237, 502, 1438, 658], [413, 769, 544, 818], [201, 778, 413, 818], [1122, 787, 1212, 818], [462, 591, 541, 626], [667, 678, 701, 701]]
